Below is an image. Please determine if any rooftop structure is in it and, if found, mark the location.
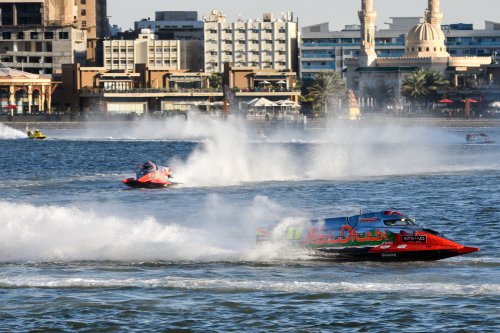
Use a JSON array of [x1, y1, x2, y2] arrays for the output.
[[134, 11, 204, 40]]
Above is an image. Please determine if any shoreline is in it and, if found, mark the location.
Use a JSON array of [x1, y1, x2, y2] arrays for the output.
[[2, 117, 500, 130]]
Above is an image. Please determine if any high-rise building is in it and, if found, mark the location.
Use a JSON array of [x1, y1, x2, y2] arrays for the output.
[[77, 0, 109, 66], [0, 0, 87, 76], [203, 10, 298, 73]]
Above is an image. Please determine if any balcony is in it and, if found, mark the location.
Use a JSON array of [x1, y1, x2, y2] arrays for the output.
[[301, 53, 335, 59], [233, 87, 301, 97], [79, 87, 223, 98]]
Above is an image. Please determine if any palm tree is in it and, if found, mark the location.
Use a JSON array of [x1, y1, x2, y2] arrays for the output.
[[306, 71, 345, 115], [208, 73, 222, 90], [402, 68, 449, 105]]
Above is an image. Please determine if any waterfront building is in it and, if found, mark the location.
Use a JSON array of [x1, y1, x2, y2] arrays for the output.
[[103, 29, 202, 73], [0, 65, 52, 114], [61, 64, 222, 115], [223, 63, 301, 111], [203, 10, 298, 73], [61, 62, 300, 116]]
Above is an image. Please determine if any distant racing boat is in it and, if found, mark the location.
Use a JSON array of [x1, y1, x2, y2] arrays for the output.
[[257, 210, 480, 261], [26, 127, 47, 140], [466, 132, 494, 144], [122, 161, 175, 189]]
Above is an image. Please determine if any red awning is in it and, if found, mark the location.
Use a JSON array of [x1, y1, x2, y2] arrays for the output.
[[438, 98, 454, 103], [2, 105, 17, 109]]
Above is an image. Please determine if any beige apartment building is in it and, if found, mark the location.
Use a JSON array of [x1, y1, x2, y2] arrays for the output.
[[0, 0, 106, 77], [103, 29, 202, 73], [77, 0, 108, 65], [203, 10, 298, 73]]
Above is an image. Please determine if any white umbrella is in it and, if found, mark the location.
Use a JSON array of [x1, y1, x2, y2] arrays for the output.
[[277, 100, 299, 106], [489, 101, 500, 108], [276, 80, 286, 85], [259, 80, 271, 85], [248, 97, 278, 107], [247, 98, 260, 106]]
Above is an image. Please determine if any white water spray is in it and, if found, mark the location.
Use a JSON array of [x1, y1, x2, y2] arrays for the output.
[[0, 123, 26, 139], [0, 196, 304, 262]]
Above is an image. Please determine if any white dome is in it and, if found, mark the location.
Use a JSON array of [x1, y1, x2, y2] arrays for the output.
[[404, 23, 449, 57]]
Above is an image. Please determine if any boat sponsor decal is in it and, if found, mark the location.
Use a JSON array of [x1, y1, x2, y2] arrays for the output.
[[381, 253, 397, 257], [304, 225, 393, 247], [359, 217, 378, 223], [402, 235, 427, 243]]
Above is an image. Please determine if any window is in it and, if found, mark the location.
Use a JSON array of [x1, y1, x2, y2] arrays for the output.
[[30, 32, 39, 39], [59, 32, 69, 39], [46, 43, 52, 52], [44, 31, 53, 40], [2, 32, 11, 40], [82, 21, 87, 28], [81, 0, 86, 4], [81, 9, 86, 16], [17, 32, 25, 40]]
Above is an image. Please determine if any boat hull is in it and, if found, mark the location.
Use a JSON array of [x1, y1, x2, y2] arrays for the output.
[[122, 178, 173, 189], [311, 246, 479, 262]]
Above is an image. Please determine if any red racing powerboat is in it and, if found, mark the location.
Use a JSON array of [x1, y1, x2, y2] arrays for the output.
[[122, 161, 174, 189], [257, 210, 480, 261]]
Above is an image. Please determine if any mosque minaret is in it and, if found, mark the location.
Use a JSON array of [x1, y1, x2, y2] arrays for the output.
[[358, 0, 377, 67], [425, 0, 443, 26]]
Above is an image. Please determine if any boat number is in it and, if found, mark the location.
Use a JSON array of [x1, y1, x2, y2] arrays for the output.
[[402, 235, 427, 243]]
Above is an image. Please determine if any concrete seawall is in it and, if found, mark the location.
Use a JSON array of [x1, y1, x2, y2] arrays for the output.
[[2, 116, 500, 130]]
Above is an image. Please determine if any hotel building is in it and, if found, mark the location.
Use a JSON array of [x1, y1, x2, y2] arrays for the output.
[[203, 10, 298, 73]]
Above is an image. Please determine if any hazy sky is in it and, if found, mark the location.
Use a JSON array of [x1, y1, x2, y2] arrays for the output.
[[108, 0, 499, 31]]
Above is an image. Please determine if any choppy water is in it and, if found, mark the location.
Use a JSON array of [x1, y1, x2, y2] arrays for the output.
[[0, 117, 499, 332]]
